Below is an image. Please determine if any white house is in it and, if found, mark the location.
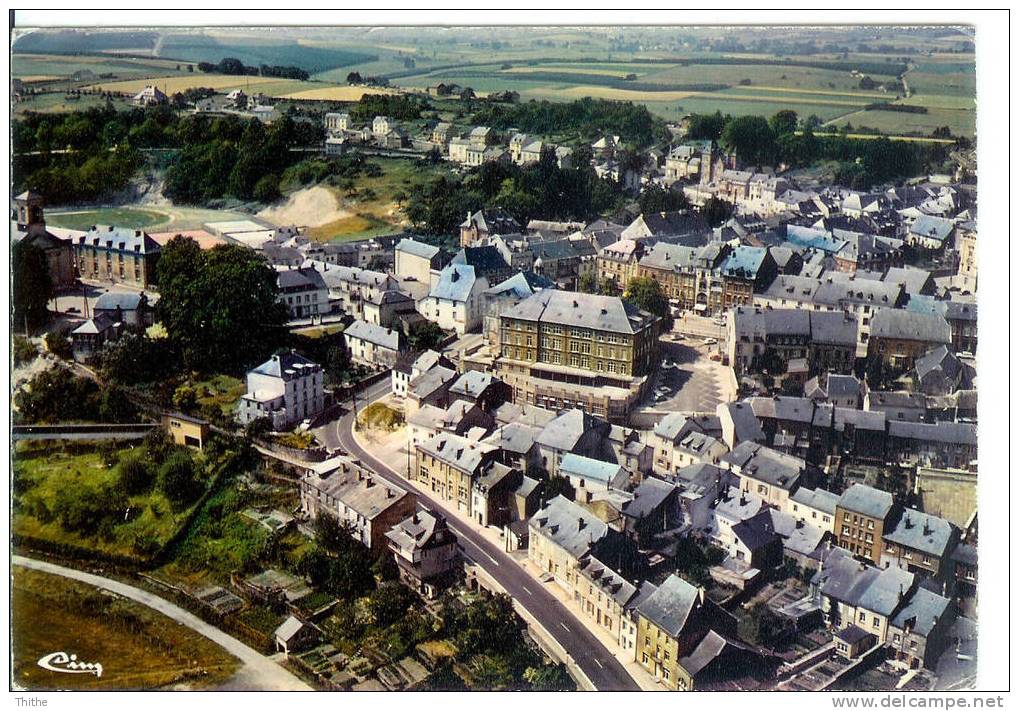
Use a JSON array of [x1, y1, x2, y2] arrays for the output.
[[237, 351, 325, 429], [418, 263, 487, 336], [343, 319, 404, 369]]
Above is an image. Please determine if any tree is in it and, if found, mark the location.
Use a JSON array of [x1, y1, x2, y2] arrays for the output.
[[117, 454, 153, 496], [12, 240, 53, 329], [156, 238, 288, 372], [14, 367, 100, 423], [158, 450, 203, 510], [577, 272, 598, 294], [253, 173, 282, 203], [524, 663, 575, 691], [720, 115, 776, 167], [769, 109, 799, 137], [364, 582, 416, 627], [44, 331, 72, 359], [701, 196, 734, 228], [407, 320, 447, 352], [638, 183, 689, 214], [686, 111, 727, 141], [624, 276, 671, 327]]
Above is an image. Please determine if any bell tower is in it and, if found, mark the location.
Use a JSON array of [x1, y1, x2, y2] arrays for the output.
[[14, 191, 45, 235]]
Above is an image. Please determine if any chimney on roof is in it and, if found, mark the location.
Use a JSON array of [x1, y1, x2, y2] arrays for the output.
[[578, 517, 586, 531], [412, 513, 420, 525]]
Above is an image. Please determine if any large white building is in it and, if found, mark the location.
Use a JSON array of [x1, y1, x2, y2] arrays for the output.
[[237, 351, 326, 429], [418, 263, 487, 336]]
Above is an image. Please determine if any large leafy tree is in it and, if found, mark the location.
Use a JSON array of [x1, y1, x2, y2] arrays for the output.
[[156, 237, 287, 373], [769, 109, 799, 137], [720, 114, 776, 167], [624, 276, 671, 327], [12, 240, 53, 330]]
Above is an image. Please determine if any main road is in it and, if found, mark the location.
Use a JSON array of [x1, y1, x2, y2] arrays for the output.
[[318, 379, 641, 691]]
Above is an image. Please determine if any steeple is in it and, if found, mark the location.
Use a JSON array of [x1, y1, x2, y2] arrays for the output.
[[14, 190, 45, 234]]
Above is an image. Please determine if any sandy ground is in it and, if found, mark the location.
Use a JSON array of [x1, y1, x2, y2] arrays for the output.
[[257, 186, 352, 228]]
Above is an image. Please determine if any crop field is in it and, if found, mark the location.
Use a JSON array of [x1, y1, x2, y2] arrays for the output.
[[82, 74, 311, 95], [12, 52, 191, 79], [157, 32, 376, 75], [276, 84, 399, 101], [829, 107, 976, 139], [12, 568, 240, 690]]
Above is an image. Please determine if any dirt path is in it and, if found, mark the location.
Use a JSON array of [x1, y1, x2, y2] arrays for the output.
[[13, 556, 312, 691], [257, 185, 352, 228]]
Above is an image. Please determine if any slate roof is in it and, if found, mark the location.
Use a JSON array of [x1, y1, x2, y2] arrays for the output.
[[385, 510, 449, 554], [529, 495, 610, 559], [870, 309, 951, 344], [251, 351, 321, 380], [94, 292, 147, 312], [396, 238, 441, 260], [578, 556, 637, 608], [71, 313, 116, 335], [536, 409, 605, 452], [838, 484, 895, 520], [417, 431, 494, 474], [559, 453, 625, 486], [483, 422, 541, 455], [720, 442, 805, 491], [502, 288, 656, 335], [452, 246, 510, 277], [344, 319, 401, 351], [636, 573, 702, 638], [889, 587, 951, 637], [408, 365, 458, 400], [449, 370, 495, 398], [720, 246, 768, 280], [77, 225, 161, 253], [428, 264, 479, 303], [908, 215, 954, 243], [485, 271, 554, 298], [716, 401, 765, 444], [653, 412, 722, 442], [492, 401, 558, 428], [620, 477, 675, 520], [461, 209, 521, 234], [888, 421, 976, 446], [278, 267, 328, 291], [790, 487, 840, 516], [883, 508, 956, 558], [679, 630, 730, 678]]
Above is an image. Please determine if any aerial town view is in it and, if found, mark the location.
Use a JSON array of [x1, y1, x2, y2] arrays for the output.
[[9, 14, 992, 698]]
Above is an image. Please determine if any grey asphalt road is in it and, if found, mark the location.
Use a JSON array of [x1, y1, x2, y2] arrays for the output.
[[317, 379, 641, 691], [13, 555, 312, 691]]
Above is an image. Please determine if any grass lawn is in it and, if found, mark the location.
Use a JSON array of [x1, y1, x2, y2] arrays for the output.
[[192, 374, 247, 415], [46, 206, 170, 231], [305, 156, 445, 242], [12, 568, 240, 690], [12, 442, 196, 559], [357, 402, 405, 433]]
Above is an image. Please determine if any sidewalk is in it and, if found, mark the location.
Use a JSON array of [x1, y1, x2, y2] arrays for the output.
[[353, 424, 664, 692]]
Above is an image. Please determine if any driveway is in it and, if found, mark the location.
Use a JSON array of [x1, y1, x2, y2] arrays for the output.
[[12, 556, 312, 691]]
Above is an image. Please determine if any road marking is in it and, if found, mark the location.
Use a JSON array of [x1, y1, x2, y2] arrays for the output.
[[594, 659, 604, 669], [560, 622, 570, 632], [483, 550, 501, 567], [521, 585, 532, 595]]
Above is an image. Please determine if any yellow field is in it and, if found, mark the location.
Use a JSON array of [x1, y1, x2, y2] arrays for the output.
[[84, 74, 308, 94], [545, 86, 698, 101], [276, 85, 399, 101], [20, 75, 63, 83], [803, 131, 955, 144]]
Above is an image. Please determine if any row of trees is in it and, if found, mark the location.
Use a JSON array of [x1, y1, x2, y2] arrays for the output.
[[685, 109, 951, 189], [196, 57, 309, 81], [471, 96, 666, 147]]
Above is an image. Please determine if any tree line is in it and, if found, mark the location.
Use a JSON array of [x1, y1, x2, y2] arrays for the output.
[[197, 56, 309, 81], [685, 109, 952, 189]]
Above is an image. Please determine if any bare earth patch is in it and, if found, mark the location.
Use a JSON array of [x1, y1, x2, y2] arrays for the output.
[[257, 186, 352, 228]]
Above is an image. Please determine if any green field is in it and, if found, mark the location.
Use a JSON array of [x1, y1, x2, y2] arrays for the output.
[[12, 568, 240, 690], [47, 207, 169, 231], [12, 442, 200, 559]]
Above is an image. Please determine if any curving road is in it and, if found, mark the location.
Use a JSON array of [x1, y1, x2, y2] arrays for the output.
[[13, 555, 312, 691], [319, 380, 640, 691]]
